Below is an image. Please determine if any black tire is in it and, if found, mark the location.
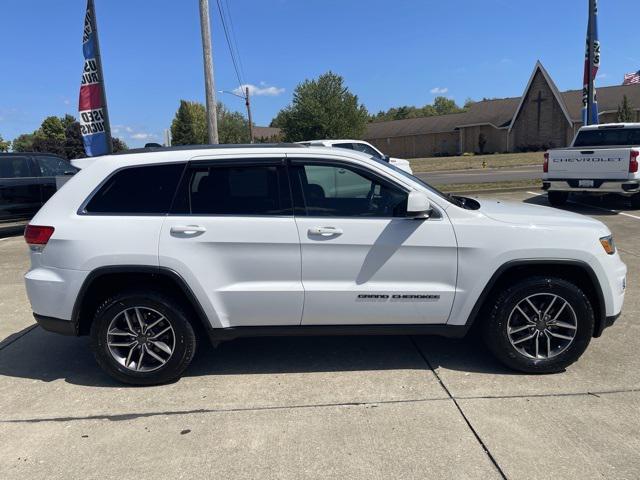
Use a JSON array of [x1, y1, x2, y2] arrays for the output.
[[548, 191, 568, 207], [630, 193, 640, 209], [482, 276, 594, 373], [90, 290, 197, 385]]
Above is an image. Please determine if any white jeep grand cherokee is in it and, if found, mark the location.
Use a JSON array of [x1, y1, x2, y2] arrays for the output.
[[24, 144, 626, 385]]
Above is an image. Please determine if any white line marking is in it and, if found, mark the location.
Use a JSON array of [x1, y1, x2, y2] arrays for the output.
[[526, 191, 640, 220]]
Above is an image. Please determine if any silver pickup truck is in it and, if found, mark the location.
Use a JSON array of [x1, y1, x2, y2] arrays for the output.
[[543, 123, 640, 206]]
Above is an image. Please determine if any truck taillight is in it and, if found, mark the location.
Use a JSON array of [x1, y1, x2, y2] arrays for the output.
[[543, 153, 549, 173], [630, 150, 639, 173], [24, 225, 55, 246]]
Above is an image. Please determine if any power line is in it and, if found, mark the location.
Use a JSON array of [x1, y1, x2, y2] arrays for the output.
[[223, 0, 246, 84], [215, 0, 244, 93]]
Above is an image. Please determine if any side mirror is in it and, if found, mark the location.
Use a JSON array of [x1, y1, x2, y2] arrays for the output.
[[406, 191, 432, 218], [383, 154, 391, 162]]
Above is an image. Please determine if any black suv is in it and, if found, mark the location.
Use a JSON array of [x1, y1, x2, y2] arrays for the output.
[[0, 153, 78, 222]]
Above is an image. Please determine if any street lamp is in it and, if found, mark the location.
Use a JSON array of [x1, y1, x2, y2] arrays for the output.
[[219, 87, 253, 143]]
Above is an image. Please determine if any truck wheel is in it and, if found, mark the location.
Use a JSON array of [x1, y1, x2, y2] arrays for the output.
[[482, 276, 594, 373], [90, 291, 197, 385], [547, 191, 568, 207], [630, 193, 640, 209]]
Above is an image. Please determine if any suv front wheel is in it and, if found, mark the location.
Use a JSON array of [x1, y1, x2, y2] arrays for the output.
[[90, 291, 197, 385], [483, 276, 594, 373]]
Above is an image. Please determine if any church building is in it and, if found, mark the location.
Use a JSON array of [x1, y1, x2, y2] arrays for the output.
[[364, 61, 640, 158]]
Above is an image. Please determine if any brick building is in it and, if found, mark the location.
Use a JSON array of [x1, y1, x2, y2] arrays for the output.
[[364, 61, 640, 158]]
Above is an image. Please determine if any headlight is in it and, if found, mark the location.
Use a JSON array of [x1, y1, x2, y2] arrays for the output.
[[600, 235, 616, 255]]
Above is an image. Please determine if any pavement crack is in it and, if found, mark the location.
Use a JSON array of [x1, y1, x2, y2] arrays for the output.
[[455, 387, 640, 401], [0, 396, 452, 424], [409, 336, 509, 480]]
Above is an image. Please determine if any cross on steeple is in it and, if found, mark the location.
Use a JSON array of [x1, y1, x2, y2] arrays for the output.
[[532, 91, 546, 131]]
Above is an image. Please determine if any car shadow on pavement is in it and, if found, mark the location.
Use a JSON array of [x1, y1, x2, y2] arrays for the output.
[[0, 326, 515, 388], [524, 191, 635, 214]]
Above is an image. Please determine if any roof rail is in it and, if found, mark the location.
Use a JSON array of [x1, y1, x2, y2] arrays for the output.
[[109, 143, 305, 156]]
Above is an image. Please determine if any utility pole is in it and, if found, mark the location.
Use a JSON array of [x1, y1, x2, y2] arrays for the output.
[[586, 0, 595, 125], [199, 0, 219, 143], [245, 86, 254, 143]]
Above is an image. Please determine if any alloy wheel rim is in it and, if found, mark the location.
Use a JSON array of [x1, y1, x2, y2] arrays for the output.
[[107, 307, 176, 372], [507, 293, 578, 360]]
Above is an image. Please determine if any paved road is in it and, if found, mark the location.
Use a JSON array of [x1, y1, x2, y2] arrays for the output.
[[417, 165, 541, 185], [1, 192, 639, 479]]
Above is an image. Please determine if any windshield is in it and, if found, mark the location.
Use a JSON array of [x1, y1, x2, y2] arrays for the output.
[[574, 128, 640, 147]]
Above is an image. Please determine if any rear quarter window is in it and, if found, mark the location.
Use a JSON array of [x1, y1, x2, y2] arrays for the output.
[[574, 128, 640, 147], [84, 163, 185, 214]]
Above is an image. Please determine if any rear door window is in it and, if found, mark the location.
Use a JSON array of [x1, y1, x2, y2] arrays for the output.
[[36, 156, 77, 176], [0, 157, 32, 178], [172, 163, 291, 216], [84, 163, 185, 214]]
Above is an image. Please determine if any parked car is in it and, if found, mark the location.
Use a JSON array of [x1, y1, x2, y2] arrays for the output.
[[25, 144, 625, 385], [297, 139, 413, 174], [543, 123, 640, 206], [0, 153, 77, 222]]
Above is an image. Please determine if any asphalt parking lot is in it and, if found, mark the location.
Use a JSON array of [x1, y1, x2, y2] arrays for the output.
[[1, 190, 639, 480]]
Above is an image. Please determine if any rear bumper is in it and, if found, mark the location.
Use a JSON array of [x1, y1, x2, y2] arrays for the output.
[[24, 266, 88, 322], [33, 314, 77, 335], [543, 180, 640, 195]]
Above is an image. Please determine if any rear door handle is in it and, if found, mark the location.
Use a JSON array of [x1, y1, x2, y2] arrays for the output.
[[170, 225, 207, 235], [308, 226, 343, 236]]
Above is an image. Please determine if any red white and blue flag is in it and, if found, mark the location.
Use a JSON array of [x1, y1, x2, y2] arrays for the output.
[[79, 0, 111, 156], [623, 70, 640, 85], [582, 0, 600, 125]]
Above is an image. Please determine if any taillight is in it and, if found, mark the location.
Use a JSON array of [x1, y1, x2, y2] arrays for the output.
[[630, 150, 639, 173], [24, 225, 55, 246], [543, 152, 549, 173]]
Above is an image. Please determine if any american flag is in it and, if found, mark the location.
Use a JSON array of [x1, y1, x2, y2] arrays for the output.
[[623, 70, 640, 85]]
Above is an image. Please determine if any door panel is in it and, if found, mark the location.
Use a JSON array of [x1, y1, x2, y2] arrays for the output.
[[290, 160, 457, 325], [159, 160, 303, 328], [296, 216, 457, 325]]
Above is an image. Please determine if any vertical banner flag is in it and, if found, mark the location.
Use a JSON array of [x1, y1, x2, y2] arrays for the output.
[[79, 0, 112, 156], [582, 0, 600, 125]]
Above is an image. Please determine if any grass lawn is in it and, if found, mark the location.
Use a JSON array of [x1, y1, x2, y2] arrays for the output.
[[409, 151, 543, 173], [436, 179, 542, 193]]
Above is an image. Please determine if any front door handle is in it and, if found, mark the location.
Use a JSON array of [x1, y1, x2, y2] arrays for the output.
[[308, 226, 343, 236], [170, 225, 207, 235]]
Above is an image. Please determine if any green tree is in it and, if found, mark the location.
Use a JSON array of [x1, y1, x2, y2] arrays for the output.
[[170, 100, 207, 145], [11, 133, 36, 152], [171, 100, 251, 145], [0, 134, 10, 152], [274, 71, 369, 142], [616, 95, 635, 122], [463, 98, 476, 110], [112, 137, 129, 152], [218, 103, 250, 143], [370, 97, 462, 123], [432, 96, 460, 115], [39, 116, 66, 142]]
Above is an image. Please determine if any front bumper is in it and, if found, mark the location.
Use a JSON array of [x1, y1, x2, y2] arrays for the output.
[[543, 180, 640, 195]]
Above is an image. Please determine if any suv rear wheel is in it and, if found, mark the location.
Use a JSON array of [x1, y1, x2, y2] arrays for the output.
[[90, 291, 197, 385], [483, 276, 594, 373], [548, 191, 568, 207]]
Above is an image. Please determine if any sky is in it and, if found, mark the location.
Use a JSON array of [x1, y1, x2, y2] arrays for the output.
[[0, 0, 639, 148]]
